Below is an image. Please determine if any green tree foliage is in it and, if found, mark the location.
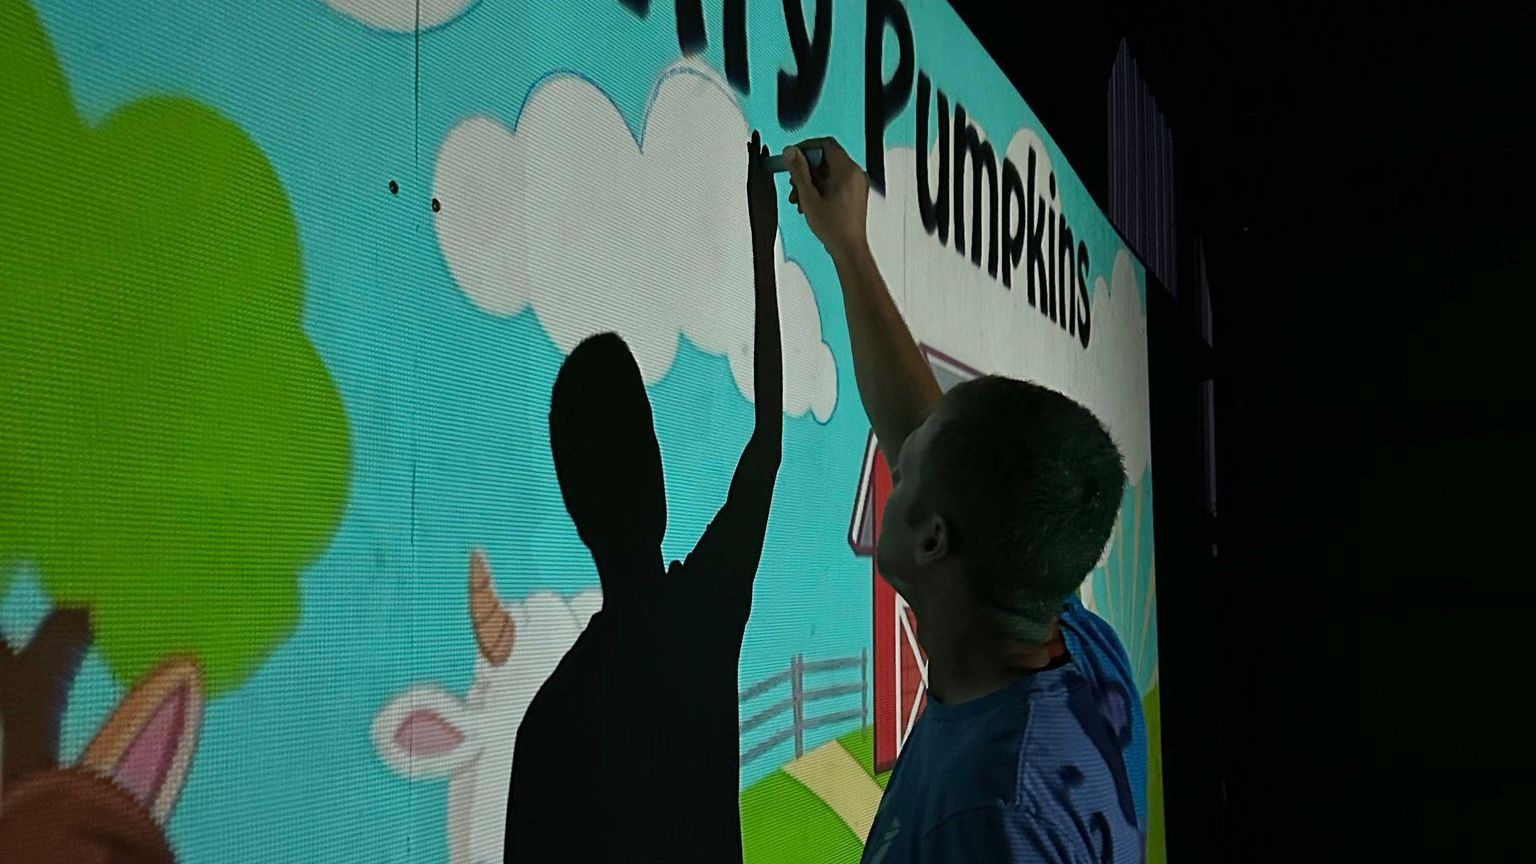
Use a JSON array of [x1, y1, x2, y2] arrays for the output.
[[1, 0, 350, 695]]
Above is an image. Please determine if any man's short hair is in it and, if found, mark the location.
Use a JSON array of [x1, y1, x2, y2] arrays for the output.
[[927, 376, 1126, 644]]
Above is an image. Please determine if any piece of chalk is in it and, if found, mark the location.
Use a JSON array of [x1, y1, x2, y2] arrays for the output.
[[767, 147, 824, 174]]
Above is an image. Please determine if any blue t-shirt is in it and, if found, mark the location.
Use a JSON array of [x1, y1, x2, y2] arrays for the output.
[[860, 597, 1146, 864]]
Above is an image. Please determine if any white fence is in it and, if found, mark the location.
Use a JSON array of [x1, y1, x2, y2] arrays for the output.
[[738, 650, 867, 767]]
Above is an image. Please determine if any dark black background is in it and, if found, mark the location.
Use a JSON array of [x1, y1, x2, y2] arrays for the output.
[[944, 2, 1536, 860]]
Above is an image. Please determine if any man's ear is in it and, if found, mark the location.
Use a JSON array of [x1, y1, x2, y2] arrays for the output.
[[914, 514, 950, 566]]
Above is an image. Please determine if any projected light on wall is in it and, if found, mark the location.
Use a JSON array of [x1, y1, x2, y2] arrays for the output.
[[1, 0, 1162, 861]]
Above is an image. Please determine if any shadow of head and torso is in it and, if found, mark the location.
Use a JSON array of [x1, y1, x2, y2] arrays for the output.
[[505, 333, 767, 864]]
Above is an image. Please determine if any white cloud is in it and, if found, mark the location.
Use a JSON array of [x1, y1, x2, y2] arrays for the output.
[[432, 62, 838, 422], [866, 135, 1152, 484], [322, 0, 475, 30]]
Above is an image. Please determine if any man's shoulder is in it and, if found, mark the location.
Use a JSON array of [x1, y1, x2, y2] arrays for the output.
[[1059, 599, 1138, 692], [905, 675, 1075, 817], [1059, 595, 1121, 646], [900, 661, 1145, 861], [891, 677, 1099, 854], [664, 557, 755, 622]]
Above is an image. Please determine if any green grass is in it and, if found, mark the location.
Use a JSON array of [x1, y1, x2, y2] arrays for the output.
[[739, 727, 890, 864], [1144, 686, 1166, 864], [740, 770, 863, 864], [836, 727, 891, 790]]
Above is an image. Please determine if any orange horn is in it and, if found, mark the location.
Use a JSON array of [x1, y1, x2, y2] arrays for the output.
[[469, 549, 515, 666]]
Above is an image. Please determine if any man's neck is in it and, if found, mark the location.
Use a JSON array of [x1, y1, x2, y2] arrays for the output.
[[918, 603, 1064, 707], [592, 547, 664, 599]]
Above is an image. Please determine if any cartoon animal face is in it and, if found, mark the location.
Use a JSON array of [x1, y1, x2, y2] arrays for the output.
[[0, 658, 204, 863], [372, 550, 600, 864]]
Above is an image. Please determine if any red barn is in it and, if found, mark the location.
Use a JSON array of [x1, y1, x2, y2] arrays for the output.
[[848, 346, 981, 772]]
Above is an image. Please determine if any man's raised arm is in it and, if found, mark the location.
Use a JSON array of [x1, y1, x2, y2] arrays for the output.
[[783, 139, 940, 464], [683, 132, 783, 596]]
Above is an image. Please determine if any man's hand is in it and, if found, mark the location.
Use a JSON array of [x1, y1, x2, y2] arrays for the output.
[[783, 137, 869, 259], [747, 130, 777, 260], [782, 134, 940, 465]]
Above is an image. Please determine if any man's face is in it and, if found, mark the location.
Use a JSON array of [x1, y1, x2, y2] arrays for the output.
[[876, 410, 946, 598]]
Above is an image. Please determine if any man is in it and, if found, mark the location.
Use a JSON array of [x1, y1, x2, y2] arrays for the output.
[[783, 140, 1147, 863], [504, 133, 783, 863]]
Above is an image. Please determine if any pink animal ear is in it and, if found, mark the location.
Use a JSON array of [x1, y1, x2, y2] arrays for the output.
[[394, 708, 465, 758], [371, 686, 475, 779], [79, 658, 203, 824]]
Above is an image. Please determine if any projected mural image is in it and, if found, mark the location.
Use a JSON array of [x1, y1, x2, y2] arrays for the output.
[[0, 627, 203, 864], [371, 550, 601, 864], [502, 133, 786, 864], [2, 0, 1162, 861]]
